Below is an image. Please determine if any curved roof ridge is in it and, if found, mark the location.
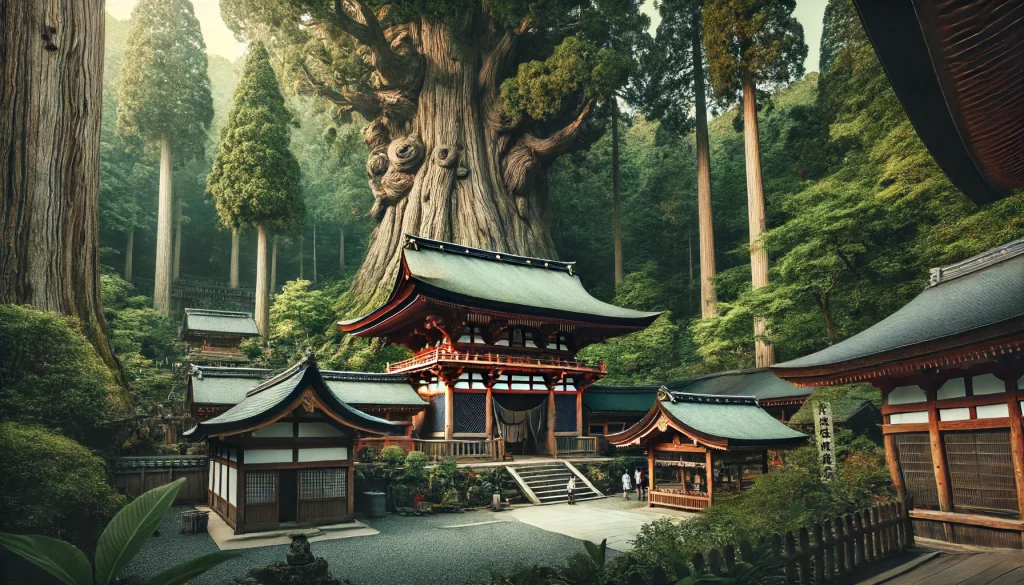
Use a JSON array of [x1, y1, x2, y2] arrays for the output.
[[662, 391, 760, 406], [184, 308, 253, 317], [246, 359, 308, 397], [320, 370, 410, 382], [663, 368, 771, 387], [405, 234, 576, 274], [930, 237, 1024, 285]]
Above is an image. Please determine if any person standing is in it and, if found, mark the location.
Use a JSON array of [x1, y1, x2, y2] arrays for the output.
[[635, 468, 645, 501], [566, 476, 576, 505], [621, 470, 632, 500]]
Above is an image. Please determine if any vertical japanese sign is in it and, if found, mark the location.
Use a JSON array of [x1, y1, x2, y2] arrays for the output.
[[813, 401, 836, 483]]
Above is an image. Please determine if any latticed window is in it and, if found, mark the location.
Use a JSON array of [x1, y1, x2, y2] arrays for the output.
[[457, 326, 486, 344], [454, 372, 487, 390], [494, 327, 537, 348], [944, 430, 1019, 518], [893, 433, 939, 509], [245, 471, 277, 504], [492, 374, 547, 391], [299, 468, 347, 500], [554, 333, 571, 352]]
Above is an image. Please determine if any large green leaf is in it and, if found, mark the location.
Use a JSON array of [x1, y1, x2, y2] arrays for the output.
[[583, 538, 607, 567], [94, 478, 185, 585], [0, 533, 92, 585], [146, 550, 241, 585]]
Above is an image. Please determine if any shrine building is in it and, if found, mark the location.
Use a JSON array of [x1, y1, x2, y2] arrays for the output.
[[181, 308, 259, 365], [339, 235, 662, 458], [773, 239, 1024, 549]]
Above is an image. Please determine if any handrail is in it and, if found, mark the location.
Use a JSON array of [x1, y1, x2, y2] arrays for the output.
[[386, 346, 606, 374]]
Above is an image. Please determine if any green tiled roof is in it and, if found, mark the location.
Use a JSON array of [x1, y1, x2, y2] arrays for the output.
[[400, 236, 661, 323], [185, 358, 403, 439], [661, 393, 808, 446], [663, 369, 813, 401], [584, 385, 660, 413], [182, 308, 259, 337], [775, 239, 1024, 371], [189, 366, 426, 409]]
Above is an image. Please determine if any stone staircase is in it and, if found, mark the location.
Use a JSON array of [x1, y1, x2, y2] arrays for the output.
[[506, 461, 604, 505]]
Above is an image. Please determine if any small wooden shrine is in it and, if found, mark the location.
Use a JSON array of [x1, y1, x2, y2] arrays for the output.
[[184, 353, 405, 533], [181, 308, 259, 364], [662, 368, 814, 423], [607, 389, 807, 512], [340, 236, 661, 457], [773, 239, 1024, 549]]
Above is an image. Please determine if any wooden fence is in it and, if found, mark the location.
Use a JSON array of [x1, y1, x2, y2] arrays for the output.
[[555, 435, 598, 456], [692, 501, 913, 584], [112, 456, 208, 503], [356, 437, 503, 461]]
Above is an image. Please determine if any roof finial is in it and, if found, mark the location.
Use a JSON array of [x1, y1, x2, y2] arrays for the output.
[[304, 349, 317, 367]]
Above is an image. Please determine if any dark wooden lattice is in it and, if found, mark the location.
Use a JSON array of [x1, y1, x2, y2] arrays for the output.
[[300, 467, 347, 500], [892, 432, 939, 509], [944, 430, 1019, 517], [245, 470, 277, 504], [554, 394, 577, 433], [453, 392, 486, 434], [425, 394, 446, 434]]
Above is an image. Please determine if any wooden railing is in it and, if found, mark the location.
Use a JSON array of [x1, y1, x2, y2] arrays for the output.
[[355, 436, 417, 455], [386, 347, 605, 374], [649, 490, 711, 511], [415, 438, 503, 461], [690, 501, 913, 584], [555, 435, 598, 456]]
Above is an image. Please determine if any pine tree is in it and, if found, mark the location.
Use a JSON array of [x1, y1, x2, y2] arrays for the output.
[[116, 0, 213, 315], [207, 43, 304, 342], [702, 0, 806, 366]]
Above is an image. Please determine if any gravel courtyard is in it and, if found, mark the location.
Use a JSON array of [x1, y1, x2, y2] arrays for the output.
[[125, 506, 596, 585]]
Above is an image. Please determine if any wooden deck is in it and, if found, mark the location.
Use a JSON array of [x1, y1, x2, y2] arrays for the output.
[[860, 550, 1024, 585]]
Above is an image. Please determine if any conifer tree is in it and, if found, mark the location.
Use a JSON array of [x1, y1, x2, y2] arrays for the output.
[[207, 43, 304, 342], [116, 0, 213, 315], [702, 0, 806, 366]]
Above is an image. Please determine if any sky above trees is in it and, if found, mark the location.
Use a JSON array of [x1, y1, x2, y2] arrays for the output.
[[105, 0, 828, 72]]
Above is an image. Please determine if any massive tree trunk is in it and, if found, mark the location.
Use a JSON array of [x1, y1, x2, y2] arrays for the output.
[[172, 198, 182, 281], [0, 0, 122, 376], [153, 135, 173, 315], [229, 229, 239, 289], [611, 98, 623, 287], [255, 225, 269, 342], [327, 14, 591, 311], [124, 229, 134, 282], [692, 7, 718, 319], [270, 236, 277, 294], [741, 70, 774, 367]]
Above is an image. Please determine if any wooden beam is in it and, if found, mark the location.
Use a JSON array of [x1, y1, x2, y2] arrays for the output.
[[444, 382, 454, 441], [925, 386, 955, 534], [909, 508, 1024, 531], [1001, 373, 1024, 517], [648, 444, 655, 508], [485, 384, 494, 438], [547, 388, 557, 457], [883, 434, 907, 502], [706, 449, 714, 503], [576, 390, 583, 437]]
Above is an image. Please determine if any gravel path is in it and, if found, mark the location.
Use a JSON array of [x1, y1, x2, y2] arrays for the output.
[[125, 506, 593, 585]]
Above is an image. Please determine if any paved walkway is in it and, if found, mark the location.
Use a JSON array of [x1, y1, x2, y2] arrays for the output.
[[507, 497, 696, 552]]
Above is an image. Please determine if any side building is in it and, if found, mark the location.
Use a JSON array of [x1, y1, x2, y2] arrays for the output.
[[181, 308, 259, 365], [340, 236, 661, 458]]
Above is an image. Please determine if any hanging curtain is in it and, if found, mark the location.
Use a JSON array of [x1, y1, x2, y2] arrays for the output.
[[492, 399, 546, 444]]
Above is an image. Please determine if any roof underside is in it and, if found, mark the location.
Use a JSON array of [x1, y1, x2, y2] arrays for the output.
[[853, 0, 1023, 203], [184, 362, 404, 439], [663, 369, 813, 401], [774, 243, 1024, 375], [183, 309, 259, 336], [583, 385, 660, 413], [190, 367, 426, 408], [344, 236, 661, 330]]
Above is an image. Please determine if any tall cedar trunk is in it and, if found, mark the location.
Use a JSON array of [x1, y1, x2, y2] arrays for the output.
[[741, 70, 774, 367], [611, 98, 623, 287], [229, 229, 239, 288], [124, 229, 134, 281], [255, 225, 269, 342], [311, 220, 317, 284], [339, 228, 345, 275], [693, 7, 718, 318], [687, 224, 694, 314], [299, 233, 304, 280], [348, 18, 561, 310], [153, 135, 173, 315], [0, 0, 123, 376], [270, 236, 277, 294], [172, 197, 182, 281]]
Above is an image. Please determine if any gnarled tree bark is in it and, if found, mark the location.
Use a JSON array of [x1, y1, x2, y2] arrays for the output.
[[0, 0, 121, 374]]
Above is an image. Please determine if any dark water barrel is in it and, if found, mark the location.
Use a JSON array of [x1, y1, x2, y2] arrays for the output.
[[364, 491, 386, 518]]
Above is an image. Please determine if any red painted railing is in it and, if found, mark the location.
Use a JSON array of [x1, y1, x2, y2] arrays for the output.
[[386, 346, 606, 374]]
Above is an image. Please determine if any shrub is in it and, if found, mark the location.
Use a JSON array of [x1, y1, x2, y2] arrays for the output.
[[0, 423, 125, 558], [0, 305, 127, 443], [401, 451, 429, 488], [379, 445, 407, 466]]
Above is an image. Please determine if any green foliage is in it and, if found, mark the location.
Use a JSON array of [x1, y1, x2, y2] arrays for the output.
[[401, 451, 429, 488], [379, 445, 407, 466], [116, 0, 213, 156], [578, 313, 688, 385], [0, 423, 125, 558], [787, 385, 880, 427], [207, 43, 304, 233], [0, 305, 124, 443], [702, 0, 807, 104], [0, 478, 238, 585], [501, 36, 626, 125], [270, 279, 336, 346]]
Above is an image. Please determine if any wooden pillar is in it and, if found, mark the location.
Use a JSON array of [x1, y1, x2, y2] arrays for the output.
[[925, 387, 953, 513], [1000, 372, 1024, 516], [647, 444, 655, 508], [547, 388, 557, 458], [346, 448, 355, 519], [576, 389, 583, 436], [237, 449, 246, 533], [485, 382, 494, 439], [883, 433, 908, 503], [444, 383, 454, 441], [706, 449, 714, 503]]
